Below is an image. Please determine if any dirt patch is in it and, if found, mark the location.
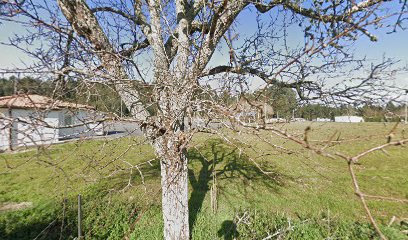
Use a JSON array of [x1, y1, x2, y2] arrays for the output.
[[0, 202, 33, 211]]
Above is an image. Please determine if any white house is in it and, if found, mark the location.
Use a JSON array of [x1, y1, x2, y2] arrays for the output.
[[334, 115, 364, 123], [292, 117, 307, 122], [232, 96, 274, 123], [315, 118, 332, 122], [0, 94, 104, 151]]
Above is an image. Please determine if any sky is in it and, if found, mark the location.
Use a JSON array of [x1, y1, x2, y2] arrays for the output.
[[208, 6, 408, 99], [0, 20, 30, 70], [0, 2, 407, 97]]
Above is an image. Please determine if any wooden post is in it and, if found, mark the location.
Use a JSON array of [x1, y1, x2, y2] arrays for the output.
[[120, 100, 123, 118], [14, 73, 19, 95], [405, 90, 408, 124], [264, 102, 267, 123], [8, 108, 13, 151], [78, 194, 82, 239]]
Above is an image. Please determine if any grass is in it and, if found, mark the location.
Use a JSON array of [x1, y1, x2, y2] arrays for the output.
[[0, 122, 407, 239]]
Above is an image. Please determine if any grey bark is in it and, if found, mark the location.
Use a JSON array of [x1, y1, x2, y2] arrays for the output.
[[155, 136, 189, 240]]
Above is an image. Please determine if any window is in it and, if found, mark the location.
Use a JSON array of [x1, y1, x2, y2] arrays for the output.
[[64, 114, 73, 126]]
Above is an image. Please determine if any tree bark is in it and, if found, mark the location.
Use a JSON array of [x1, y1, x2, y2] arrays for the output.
[[155, 136, 189, 240]]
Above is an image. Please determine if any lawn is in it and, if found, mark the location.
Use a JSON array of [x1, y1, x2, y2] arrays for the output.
[[0, 122, 407, 239]]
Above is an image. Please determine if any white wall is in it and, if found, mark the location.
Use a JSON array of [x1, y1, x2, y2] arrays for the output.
[[0, 108, 104, 150], [335, 116, 364, 123], [316, 118, 332, 122], [10, 109, 59, 148], [58, 109, 104, 139], [0, 108, 10, 151]]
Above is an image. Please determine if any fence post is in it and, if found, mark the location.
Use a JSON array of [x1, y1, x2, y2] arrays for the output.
[[78, 194, 82, 239]]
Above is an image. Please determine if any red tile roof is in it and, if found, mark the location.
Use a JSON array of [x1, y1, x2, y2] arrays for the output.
[[0, 94, 95, 110]]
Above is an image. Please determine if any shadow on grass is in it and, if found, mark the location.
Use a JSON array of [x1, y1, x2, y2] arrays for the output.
[[0, 206, 75, 240], [2, 138, 289, 239], [0, 161, 161, 240], [187, 138, 287, 236], [217, 220, 238, 240]]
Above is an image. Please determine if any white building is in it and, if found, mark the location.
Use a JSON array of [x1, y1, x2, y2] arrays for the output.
[[315, 118, 332, 122], [334, 115, 364, 123], [0, 94, 104, 151], [232, 97, 274, 123], [292, 117, 307, 122]]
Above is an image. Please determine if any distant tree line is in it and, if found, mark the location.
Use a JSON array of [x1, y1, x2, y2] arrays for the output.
[[1, 76, 405, 121], [0, 76, 128, 116], [298, 102, 406, 122], [0, 76, 54, 97], [248, 86, 405, 122]]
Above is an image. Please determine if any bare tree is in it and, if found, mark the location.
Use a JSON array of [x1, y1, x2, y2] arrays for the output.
[[1, 0, 407, 239]]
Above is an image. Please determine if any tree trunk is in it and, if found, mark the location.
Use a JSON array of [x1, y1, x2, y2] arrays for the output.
[[155, 137, 189, 240]]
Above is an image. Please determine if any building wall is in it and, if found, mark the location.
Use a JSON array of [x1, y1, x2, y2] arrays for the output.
[[0, 108, 10, 151], [335, 116, 364, 123], [316, 118, 332, 122], [0, 108, 104, 151], [10, 109, 59, 148], [58, 109, 104, 139]]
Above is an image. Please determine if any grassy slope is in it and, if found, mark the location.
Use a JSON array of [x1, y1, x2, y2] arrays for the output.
[[0, 122, 407, 239]]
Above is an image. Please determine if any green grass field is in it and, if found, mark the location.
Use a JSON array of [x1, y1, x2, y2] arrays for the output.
[[0, 122, 407, 239]]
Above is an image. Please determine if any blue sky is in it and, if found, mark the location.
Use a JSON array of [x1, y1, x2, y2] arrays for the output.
[[209, 6, 408, 95], [0, 20, 30, 70], [0, 3, 407, 91]]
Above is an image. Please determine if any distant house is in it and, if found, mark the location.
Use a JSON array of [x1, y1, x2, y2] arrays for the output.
[[0, 94, 104, 151], [334, 116, 364, 123], [292, 117, 307, 122], [315, 118, 332, 122], [232, 96, 274, 123]]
